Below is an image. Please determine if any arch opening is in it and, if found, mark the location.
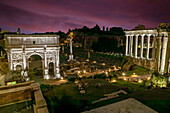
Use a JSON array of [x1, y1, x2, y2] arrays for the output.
[[48, 62, 54, 77], [28, 55, 43, 82]]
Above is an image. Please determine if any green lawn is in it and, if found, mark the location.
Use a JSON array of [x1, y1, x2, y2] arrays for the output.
[[125, 65, 151, 76], [41, 79, 170, 113], [41, 79, 117, 113]]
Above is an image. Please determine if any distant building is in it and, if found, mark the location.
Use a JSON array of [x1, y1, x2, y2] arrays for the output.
[[124, 25, 170, 75]]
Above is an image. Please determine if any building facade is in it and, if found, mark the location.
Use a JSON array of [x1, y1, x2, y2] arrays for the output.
[[5, 34, 60, 79], [125, 28, 170, 75]]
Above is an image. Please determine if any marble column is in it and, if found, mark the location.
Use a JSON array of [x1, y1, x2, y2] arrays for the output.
[[157, 36, 162, 72], [146, 34, 151, 59], [23, 53, 26, 70], [44, 47, 49, 79], [69, 38, 73, 60], [130, 35, 133, 56], [135, 35, 138, 58], [140, 35, 144, 58], [160, 37, 168, 74], [125, 35, 129, 56], [10, 51, 13, 70], [152, 35, 156, 60], [55, 49, 60, 78]]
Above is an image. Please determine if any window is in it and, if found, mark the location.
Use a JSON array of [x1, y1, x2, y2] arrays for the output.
[[33, 41, 35, 44]]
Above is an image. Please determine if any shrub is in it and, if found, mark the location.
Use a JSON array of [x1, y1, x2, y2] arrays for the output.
[[68, 77, 76, 82], [94, 73, 106, 79]]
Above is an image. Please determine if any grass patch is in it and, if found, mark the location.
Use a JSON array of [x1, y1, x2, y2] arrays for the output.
[[41, 79, 117, 113], [125, 65, 151, 76], [129, 89, 170, 113]]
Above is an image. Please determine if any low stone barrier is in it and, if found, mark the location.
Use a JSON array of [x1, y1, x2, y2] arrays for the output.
[[0, 81, 34, 106], [31, 83, 49, 113], [0, 81, 49, 113], [92, 90, 127, 104]]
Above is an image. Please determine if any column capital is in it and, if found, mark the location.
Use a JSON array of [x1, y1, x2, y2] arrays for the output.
[[135, 34, 140, 37], [142, 34, 145, 37], [148, 34, 152, 36]]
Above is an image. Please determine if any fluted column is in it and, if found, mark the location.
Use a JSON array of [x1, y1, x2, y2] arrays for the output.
[[140, 35, 144, 58], [125, 35, 129, 56], [146, 34, 151, 59], [135, 35, 138, 58], [160, 37, 168, 74]]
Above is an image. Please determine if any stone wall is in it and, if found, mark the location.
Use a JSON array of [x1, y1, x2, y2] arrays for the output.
[[127, 56, 155, 70], [0, 81, 49, 113]]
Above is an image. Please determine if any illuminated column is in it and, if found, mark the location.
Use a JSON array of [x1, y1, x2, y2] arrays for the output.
[[152, 35, 156, 60], [69, 38, 73, 60], [135, 35, 138, 58], [160, 37, 168, 74], [146, 34, 151, 59], [23, 53, 26, 70], [10, 51, 13, 70], [55, 49, 60, 78], [22, 46, 26, 70], [157, 36, 162, 72], [140, 35, 144, 58], [125, 35, 129, 56], [44, 46, 49, 79], [130, 35, 133, 56]]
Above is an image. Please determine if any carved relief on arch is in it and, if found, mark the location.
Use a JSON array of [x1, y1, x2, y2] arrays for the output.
[[26, 52, 44, 59], [12, 53, 23, 60]]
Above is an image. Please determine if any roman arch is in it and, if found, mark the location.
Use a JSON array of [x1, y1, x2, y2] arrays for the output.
[[5, 34, 60, 79]]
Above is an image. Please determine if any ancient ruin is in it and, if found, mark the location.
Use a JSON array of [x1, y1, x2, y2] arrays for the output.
[[5, 34, 60, 79], [125, 28, 170, 75]]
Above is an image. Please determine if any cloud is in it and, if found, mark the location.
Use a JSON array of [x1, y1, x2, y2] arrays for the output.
[[0, 0, 169, 33]]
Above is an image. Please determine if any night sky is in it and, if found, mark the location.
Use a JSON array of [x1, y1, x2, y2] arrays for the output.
[[0, 0, 169, 33]]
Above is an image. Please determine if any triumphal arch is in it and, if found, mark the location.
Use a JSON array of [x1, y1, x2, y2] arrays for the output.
[[5, 34, 60, 79]]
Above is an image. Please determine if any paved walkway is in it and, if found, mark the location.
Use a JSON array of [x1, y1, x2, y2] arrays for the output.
[[83, 98, 158, 113], [42, 79, 67, 85]]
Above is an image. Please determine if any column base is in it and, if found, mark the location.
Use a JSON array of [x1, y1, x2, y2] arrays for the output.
[[68, 55, 73, 61], [44, 74, 50, 80], [53, 73, 60, 79]]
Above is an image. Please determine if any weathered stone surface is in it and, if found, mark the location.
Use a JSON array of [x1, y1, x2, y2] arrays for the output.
[[30, 83, 40, 91], [37, 107, 49, 113], [34, 90, 47, 109], [83, 98, 158, 113]]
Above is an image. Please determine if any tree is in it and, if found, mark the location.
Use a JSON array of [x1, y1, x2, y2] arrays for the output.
[[91, 24, 100, 32], [134, 24, 146, 30]]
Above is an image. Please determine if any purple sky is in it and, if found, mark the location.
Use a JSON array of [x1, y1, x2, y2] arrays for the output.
[[0, 0, 169, 33]]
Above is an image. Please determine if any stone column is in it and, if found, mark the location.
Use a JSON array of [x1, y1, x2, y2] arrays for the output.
[[152, 35, 156, 60], [146, 34, 151, 59], [69, 38, 73, 60], [135, 35, 138, 58], [140, 35, 144, 58], [130, 35, 133, 56], [155, 36, 162, 72], [55, 49, 60, 78], [44, 47, 49, 79], [164, 36, 170, 74], [23, 53, 26, 70], [125, 35, 129, 56], [10, 51, 13, 70], [160, 37, 168, 74]]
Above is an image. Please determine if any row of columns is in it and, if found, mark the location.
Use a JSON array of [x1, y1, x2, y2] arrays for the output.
[[126, 34, 153, 60], [126, 34, 169, 75]]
